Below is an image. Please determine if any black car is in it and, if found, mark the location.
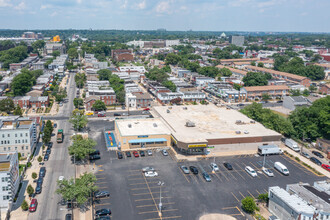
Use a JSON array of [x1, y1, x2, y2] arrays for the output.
[[117, 151, 123, 159], [89, 150, 100, 156], [95, 217, 110, 220], [35, 183, 42, 194], [125, 151, 131, 157], [60, 198, 66, 206], [36, 178, 43, 185], [67, 200, 72, 209], [310, 157, 322, 166], [89, 155, 101, 160], [48, 142, 53, 148], [140, 151, 145, 157], [53, 123, 57, 128], [95, 191, 110, 198], [39, 167, 46, 177], [96, 208, 112, 216], [46, 148, 51, 154], [312, 151, 324, 158], [189, 166, 198, 175], [114, 113, 121, 116], [65, 214, 72, 220], [44, 154, 49, 161], [224, 162, 233, 170]]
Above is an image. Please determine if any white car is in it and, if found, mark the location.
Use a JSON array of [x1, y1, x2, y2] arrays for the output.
[[58, 176, 64, 181], [147, 150, 153, 156], [245, 166, 257, 177], [210, 163, 219, 171], [262, 167, 274, 177], [142, 167, 154, 172], [144, 171, 158, 177], [162, 150, 168, 156]]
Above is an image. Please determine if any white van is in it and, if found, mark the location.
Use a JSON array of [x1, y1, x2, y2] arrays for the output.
[[285, 138, 300, 152], [274, 162, 289, 175]]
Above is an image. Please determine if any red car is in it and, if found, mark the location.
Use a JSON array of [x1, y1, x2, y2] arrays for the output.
[[29, 198, 38, 212], [322, 164, 330, 172], [133, 151, 139, 157], [143, 108, 150, 111]]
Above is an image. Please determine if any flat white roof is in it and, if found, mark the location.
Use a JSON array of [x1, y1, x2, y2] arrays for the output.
[[153, 105, 280, 143], [116, 118, 171, 137]]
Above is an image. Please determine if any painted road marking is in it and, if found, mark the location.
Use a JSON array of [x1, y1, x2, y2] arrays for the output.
[[145, 216, 182, 220], [133, 191, 168, 196], [136, 202, 174, 208], [135, 197, 172, 202], [231, 192, 240, 203], [247, 190, 255, 199]]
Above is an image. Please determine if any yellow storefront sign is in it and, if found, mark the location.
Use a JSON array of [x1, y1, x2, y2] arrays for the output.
[[188, 144, 207, 148], [171, 136, 177, 144]]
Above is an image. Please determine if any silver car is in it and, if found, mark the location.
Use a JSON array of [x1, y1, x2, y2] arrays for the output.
[[210, 163, 219, 171], [162, 150, 168, 156], [147, 150, 152, 156], [180, 166, 190, 174], [142, 167, 154, 172]]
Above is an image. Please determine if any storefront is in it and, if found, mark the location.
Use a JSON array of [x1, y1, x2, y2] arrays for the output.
[[171, 135, 207, 155]]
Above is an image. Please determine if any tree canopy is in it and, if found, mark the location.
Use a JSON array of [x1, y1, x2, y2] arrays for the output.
[[69, 113, 88, 131], [146, 67, 177, 92], [241, 196, 258, 214], [0, 45, 28, 69], [73, 98, 84, 109], [69, 138, 96, 160], [242, 72, 271, 87], [11, 69, 43, 96], [97, 69, 112, 80], [92, 100, 106, 111], [0, 98, 15, 113]]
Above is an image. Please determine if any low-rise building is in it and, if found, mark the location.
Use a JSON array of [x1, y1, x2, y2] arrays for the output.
[[0, 152, 19, 215], [319, 83, 330, 95], [216, 65, 248, 80], [13, 96, 49, 109], [283, 96, 311, 111], [44, 42, 65, 55], [111, 49, 134, 62], [195, 76, 215, 87], [240, 85, 289, 101], [119, 65, 146, 74], [0, 116, 37, 157]]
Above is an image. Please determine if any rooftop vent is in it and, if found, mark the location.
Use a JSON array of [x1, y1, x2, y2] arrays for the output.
[[244, 131, 249, 134], [235, 131, 241, 134], [153, 123, 158, 127], [236, 120, 242, 124], [250, 120, 255, 124], [186, 121, 195, 127], [168, 107, 172, 109], [128, 124, 132, 128], [183, 107, 188, 110], [167, 109, 170, 113]]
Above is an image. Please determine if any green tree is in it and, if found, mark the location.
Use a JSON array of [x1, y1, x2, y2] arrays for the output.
[[13, 105, 23, 116], [69, 114, 88, 131], [92, 100, 106, 111], [52, 51, 60, 58], [32, 172, 38, 179], [257, 62, 264, 67], [162, 80, 177, 92], [42, 120, 53, 144], [0, 98, 15, 113], [32, 40, 45, 50], [21, 200, 29, 211], [220, 67, 232, 77], [56, 173, 98, 206], [251, 61, 256, 66], [165, 53, 181, 65], [233, 83, 243, 91], [27, 184, 34, 195], [262, 93, 271, 101], [302, 89, 310, 97], [73, 98, 84, 109], [97, 69, 112, 80], [241, 196, 258, 214], [69, 138, 96, 160], [75, 73, 86, 88], [309, 85, 317, 93], [290, 89, 301, 96], [242, 72, 269, 87], [54, 88, 67, 102], [67, 48, 78, 60], [257, 193, 269, 203], [197, 66, 220, 78], [37, 156, 43, 163]]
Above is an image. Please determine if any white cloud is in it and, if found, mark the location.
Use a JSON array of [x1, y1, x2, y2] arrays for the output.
[[40, 4, 52, 10], [50, 11, 58, 17], [137, 0, 146, 10], [76, 0, 82, 4], [0, 0, 12, 7], [155, 1, 170, 14], [14, 1, 26, 10]]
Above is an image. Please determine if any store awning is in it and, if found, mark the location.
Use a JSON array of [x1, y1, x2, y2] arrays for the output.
[[128, 138, 167, 144]]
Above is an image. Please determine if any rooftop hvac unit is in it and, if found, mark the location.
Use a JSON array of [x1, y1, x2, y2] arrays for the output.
[[168, 107, 172, 109], [236, 120, 242, 124], [167, 109, 170, 113], [183, 107, 188, 110], [250, 120, 255, 123], [235, 131, 241, 134], [186, 121, 196, 127], [153, 123, 158, 127], [128, 124, 132, 128]]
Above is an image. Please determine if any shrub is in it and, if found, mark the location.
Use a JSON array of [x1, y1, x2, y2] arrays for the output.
[[257, 193, 269, 203], [295, 157, 300, 162], [241, 196, 258, 214], [27, 162, 32, 167], [32, 172, 38, 179], [21, 200, 29, 211], [37, 156, 43, 163], [27, 184, 34, 195]]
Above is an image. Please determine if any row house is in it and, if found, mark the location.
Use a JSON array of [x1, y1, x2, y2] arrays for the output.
[[181, 91, 206, 102], [125, 92, 153, 109], [118, 65, 146, 74], [219, 58, 259, 66], [244, 65, 311, 87], [13, 96, 50, 109], [216, 65, 247, 80], [9, 55, 39, 72], [194, 76, 215, 87], [157, 92, 184, 104], [85, 82, 116, 110], [239, 85, 289, 101]]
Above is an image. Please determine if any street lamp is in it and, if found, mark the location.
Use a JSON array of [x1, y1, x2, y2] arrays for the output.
[[158, 181, 164, 216]]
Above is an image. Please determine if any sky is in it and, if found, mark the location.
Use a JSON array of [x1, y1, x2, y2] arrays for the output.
[[0, 0, 329, 32]]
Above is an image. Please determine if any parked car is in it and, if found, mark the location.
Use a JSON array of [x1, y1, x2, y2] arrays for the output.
[[89, 155, 101, 160], [180, 166, 190, 174], [117, 151, 123, 159], [210, 163, 219, 171], [144, 171, 158, 177], [95, 217, 110, 220], [98, 112, 106, 117], [29, 198, 38, 212], [147, 150, 152, 156], [126, 151, 131, 157], [89, 150, 100, 156], [162, 150, 168, 156], [48, 142, 53, 148], [65, 214, 72, 220], [133, 151, 139, 157], [245, 166, 257, 177], [46, 148, 51, 154], [321, 164, 330, 172], [35, 183, 42, 194], [44, 154, 49, 161], [223, 162, 233, 170], [310, 157, 322, 166], [312, 151, 324, 158], [96, 208, 112, 216], [140, 151, 145, 157], [262, 167, 274, 177], [301, 152, 311, 159], [202, 172, 211, 182], [189, 166, 198, 175], [39, 167, 46, 177], [142, 167, 154, 172], [36, 177, 43, 185], [95, 191, 110, 198], [114, 113, 121, 116], [53, 123, 57, 128]]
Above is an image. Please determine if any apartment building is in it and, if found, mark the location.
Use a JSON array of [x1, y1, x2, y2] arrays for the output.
[[119, 65, 146, 74], [240, 85, 289, 101], [229, 36, 245, 47], [13, 96, 50, 109], [0, 152, 19, 215], [0, 117, 37, 157], [44, 42, 65, 55], [126, 92, 153, 109], [85, 81, 116, 110], [244, 65, 311, 86], [111, 49, 134, 62]]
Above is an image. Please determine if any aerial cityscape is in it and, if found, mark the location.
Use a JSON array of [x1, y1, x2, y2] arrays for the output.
[[0, 1, 329, 220]]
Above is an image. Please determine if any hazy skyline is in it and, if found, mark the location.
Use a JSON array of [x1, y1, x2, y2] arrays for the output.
[[0, 0, 329, 32]]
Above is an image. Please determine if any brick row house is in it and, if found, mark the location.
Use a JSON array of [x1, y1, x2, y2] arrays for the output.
[[13, 96, 49, 109], [85, 81, 116, 111], [239, 85, 289, 101]]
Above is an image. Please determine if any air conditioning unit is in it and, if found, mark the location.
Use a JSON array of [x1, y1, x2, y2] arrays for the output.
[[236, 131, 241, 134], [128, 124, 132, 128]]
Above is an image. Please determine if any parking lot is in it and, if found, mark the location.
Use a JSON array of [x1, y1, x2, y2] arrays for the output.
[[88, 121, 326, 220]]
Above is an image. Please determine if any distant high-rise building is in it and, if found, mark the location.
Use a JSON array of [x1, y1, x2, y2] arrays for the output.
[[22, 32, 35, 39], [229, 36, 245, 47]]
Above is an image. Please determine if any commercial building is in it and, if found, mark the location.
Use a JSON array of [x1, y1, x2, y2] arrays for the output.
[[240, 85, 289, 101], [0, 117, 37, 157], [114, 118, 171, 150], [44, 42, 65, 55], [0, 152, 19, 215], [153, 105, 281, 155], [85, 81, 116, 110], [111, 49, 134, 62], [283, 96, 311, 111], [229, 36, 245, 47]]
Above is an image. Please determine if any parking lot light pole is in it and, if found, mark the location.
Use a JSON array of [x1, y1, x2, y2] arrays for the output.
[[158, 181, 164, 217]]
